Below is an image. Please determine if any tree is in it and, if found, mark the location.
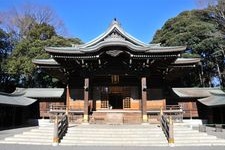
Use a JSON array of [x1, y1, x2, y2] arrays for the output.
[[0, 2, 82, 89], [198, 0, 225, 33], [152, 9, 225, 87], [5, 23, 82, 88], [0, 28, 14, 92], [0, 3, 65, 40]]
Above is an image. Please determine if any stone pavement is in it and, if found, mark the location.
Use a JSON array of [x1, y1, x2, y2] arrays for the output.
[[0, 144, 225, 150]]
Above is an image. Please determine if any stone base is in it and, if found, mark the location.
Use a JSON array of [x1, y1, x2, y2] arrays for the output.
[[83, 114, 88, 122], [82, 122, 90, 125], [141, 122, 149, 125], [52, 142, 59, 146], [142, 114, 148, 123], [106, 113, 123, 125]]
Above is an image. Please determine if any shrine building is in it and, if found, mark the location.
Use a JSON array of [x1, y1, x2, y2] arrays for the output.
[[32, 19, 213, 124]]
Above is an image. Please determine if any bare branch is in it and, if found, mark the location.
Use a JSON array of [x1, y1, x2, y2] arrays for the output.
[[0, 3, 66, 39]]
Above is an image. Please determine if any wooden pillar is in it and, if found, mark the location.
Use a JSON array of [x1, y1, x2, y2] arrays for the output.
[[83, 78, 89, 123], [220, 107, 224, 123], [66, 85, 70, 115], [208, 107, 213, 124], [141, 77, 147, 123]]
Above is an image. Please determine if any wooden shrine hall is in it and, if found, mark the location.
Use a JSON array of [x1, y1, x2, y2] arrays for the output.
[[33, 19, 201, 124]]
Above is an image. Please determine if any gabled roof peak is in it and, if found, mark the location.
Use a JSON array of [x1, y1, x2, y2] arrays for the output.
[[45, 20, 187, 54]]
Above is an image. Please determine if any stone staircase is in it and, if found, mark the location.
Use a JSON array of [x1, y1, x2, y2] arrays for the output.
[[173, 124, 225, 146], [0, 125, 54, 145], [1, 123, 225, 146], [60, 124, 168, 146]]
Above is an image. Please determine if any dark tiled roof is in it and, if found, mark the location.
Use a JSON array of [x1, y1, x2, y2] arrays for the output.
[[172, 88, 223, 98], [0, 92, 36, 106], [13, 88, 64, 98], [198, 91, 225, 106]]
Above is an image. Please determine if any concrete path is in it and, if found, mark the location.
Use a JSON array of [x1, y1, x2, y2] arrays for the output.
[[0, 144, 225, 150]]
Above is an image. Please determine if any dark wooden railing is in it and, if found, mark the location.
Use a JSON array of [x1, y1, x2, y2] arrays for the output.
[[160, 114, 174, 144], [52, 114, 68, 146], [166, 105, 181, 110]]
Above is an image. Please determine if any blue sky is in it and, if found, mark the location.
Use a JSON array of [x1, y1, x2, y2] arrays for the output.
[[0, 0, 197, 43]]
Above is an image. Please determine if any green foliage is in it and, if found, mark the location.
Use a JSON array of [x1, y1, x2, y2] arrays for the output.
[[27, 23, 56, 40], [152, 10, 222, 54], [0, 28, 14, 92], [5, 23, 82, 87], [152, 9, 225, 87], [181, 53, 200, 58], [0, 29, 10, 65]]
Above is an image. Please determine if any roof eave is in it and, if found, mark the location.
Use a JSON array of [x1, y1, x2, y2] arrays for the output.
[[32, 59, 59, 66]]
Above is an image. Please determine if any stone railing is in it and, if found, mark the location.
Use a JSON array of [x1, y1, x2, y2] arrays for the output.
[[52, 114, 68, 146], [164, 105, 183, 123], [160, 113, 174, 144]]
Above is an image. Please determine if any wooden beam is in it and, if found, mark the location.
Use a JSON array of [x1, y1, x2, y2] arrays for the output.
[[66, 85, 70, 115]]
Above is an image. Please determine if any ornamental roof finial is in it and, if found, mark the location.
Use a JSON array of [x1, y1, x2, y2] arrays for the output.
[[111, 18, 121, 27]]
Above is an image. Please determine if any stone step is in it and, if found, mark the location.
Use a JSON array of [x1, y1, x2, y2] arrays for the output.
[[67, 130, 163, 133], [174, 139, 225, 143], [0, 141, 52, 145], [172, 125, 225, 146], [68, 129, 163, 132], [66, 131, 164, 135], [64, 134, 165, 138], [60, 142, 169, 146], [174, 143, 216, 146], [61, 125, 168, 146], [62, 138, 167, 141], [174, 130, 199, 133], [14, 134, 53, 139], [67, 130, 163, 134], [174, 136, 216, 139], [69, 125, 160, 127], [68, 127, 162, 130], [5, 137, 52, 142], [61, 140, 167, 144], [174, 133, 208, 136], [22, 132, 53, 136], [67, 127, 162, 130], [174, 136, 218, 140], [63, 136, 166, 141], [30, 129, 54, 132], [0, 126, 54, 146]]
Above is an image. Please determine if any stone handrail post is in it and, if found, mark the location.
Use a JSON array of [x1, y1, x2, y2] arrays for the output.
[[168, 116, 174, 144], [160, 114, 174, 145], [52, 114, 68, 146], [53, 115, 59, 146]]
